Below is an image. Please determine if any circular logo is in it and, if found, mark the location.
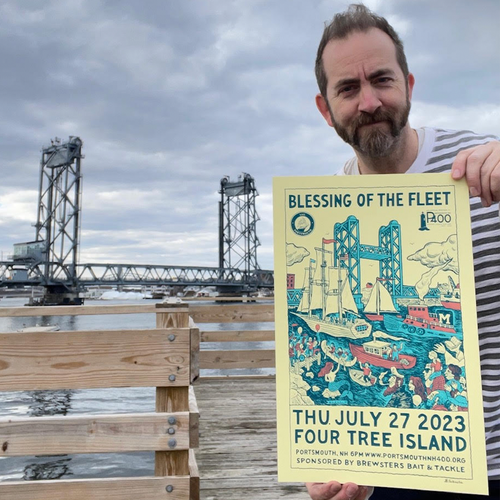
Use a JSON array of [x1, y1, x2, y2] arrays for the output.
[[291, 212, 314, 236]]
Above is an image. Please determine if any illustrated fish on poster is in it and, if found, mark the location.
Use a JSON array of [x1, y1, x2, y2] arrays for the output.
[[273, 173, 488, 495]]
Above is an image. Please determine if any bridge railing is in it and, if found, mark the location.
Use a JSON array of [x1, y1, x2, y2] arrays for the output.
[[189, 300, 275, 376], [0, 303, 199, 500]]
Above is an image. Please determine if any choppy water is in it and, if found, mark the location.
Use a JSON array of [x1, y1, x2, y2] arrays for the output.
[[0, 297, 274, 481]]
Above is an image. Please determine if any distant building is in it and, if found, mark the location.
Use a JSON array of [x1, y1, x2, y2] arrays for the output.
[[287, 274, 295, 289], [13, 241, 45, 262]]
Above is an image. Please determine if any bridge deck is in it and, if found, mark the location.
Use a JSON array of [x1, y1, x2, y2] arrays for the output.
[[194, 377, 307, 499]]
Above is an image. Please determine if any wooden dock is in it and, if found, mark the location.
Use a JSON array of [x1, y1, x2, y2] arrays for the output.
[[0, 300, 310, 500], [195, 377, 306, 499]]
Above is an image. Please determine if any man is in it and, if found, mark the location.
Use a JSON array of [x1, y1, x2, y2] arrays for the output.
[[306, 4, 499, 500]]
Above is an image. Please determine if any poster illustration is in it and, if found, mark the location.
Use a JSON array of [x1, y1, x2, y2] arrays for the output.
[[273, 173, 488, 494]]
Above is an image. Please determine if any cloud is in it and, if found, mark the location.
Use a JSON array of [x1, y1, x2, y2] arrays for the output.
[[0, 190, 38, 225], [287, 243, 310, 266], [407, 234, 458, 274], [0, 0, 498, 272], [410, 102, 500, 137]]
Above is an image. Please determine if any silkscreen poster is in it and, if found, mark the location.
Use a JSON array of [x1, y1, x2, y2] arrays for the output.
[[273, 173, 488, 494]]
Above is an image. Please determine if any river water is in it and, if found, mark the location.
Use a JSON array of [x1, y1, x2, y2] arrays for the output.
[[0, 297, 274, 482]]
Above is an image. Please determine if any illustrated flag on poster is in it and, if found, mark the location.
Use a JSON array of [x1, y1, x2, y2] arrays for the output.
[[273, 173, 488, 495]]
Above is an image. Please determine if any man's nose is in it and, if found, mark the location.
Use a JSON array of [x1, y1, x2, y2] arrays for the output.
[[358, 85, 382, 114]]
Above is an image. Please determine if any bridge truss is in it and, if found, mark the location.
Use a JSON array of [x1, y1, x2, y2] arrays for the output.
[[219, 173, 261, 276], [35, 136, 83, 287], [1, 139, 273, 302], [0, 261, 274, 289], [333, 215, 404, 304]]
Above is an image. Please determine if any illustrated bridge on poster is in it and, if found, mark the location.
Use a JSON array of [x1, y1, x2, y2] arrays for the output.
[[287, 215, 417, 309], [332, 215, 415, 306]]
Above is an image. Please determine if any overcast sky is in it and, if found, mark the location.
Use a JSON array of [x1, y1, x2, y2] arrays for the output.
[[1, 0, 499, 271]]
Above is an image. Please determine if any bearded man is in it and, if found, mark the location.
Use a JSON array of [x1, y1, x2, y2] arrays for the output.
[[306, 4, 499, 500]]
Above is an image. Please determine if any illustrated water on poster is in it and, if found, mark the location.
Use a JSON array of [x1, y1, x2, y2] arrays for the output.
[[273, 173, 488, 494]]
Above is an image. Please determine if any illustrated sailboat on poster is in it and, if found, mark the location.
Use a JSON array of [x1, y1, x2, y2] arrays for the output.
[[363, 278, 399, 322], [292, 239, 372, 339]]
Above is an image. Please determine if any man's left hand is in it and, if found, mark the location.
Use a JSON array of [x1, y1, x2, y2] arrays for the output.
[[451, 140, 500, 207]]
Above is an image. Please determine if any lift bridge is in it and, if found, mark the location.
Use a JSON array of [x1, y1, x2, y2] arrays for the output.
[[333, 215, 416, 307], [0, 137, 273, 304]]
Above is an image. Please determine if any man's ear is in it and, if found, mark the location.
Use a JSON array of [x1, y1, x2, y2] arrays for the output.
[[407, 73, 415, 100], [315, 93, 334, 127]]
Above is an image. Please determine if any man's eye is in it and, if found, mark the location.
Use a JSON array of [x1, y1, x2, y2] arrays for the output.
[[375, 77, 391, 84], [339, 85, 356, 95]]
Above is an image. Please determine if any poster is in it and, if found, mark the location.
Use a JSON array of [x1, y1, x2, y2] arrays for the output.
[[273, 173, 488, 494]]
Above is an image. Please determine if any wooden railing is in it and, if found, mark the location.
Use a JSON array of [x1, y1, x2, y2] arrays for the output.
[[0, 302, 199, 500], [189, 301, 275, 374]]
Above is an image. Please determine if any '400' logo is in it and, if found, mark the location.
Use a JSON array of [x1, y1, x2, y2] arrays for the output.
[[418, 211, 452, 231], [291, 212, 314, 236]]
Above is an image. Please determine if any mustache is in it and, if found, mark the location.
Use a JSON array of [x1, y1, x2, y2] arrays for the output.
[[353, 109, 395, 129]]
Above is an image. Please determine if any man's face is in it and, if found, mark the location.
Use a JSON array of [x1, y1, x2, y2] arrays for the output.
[[316, 28, 414, 158]]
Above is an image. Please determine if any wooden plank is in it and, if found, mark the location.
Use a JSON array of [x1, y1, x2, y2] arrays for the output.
[[155, 387, 190, 476], [189, 303, 274, 324], [189, 386, 200, 449], [200, 329, 275, 342], [0, 412, 189, 456], [190, 327, 200, 382], [0, 476, 190, 500], [194, 377, 308, 500], [0, 328, 190, 391], [201, 477, 306, 499], [189, 450, 200, 500], [156, 303, 190, 478], [155, 387, 189, 476], [156, 302, 189, 328], [201, 374, 275, 381], [199, 350, 275, 369], [0, 304, 157, 318], [188, 296, 272, 302]]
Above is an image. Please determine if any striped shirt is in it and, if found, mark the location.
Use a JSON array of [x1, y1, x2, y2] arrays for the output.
[[341, 127, 500, 479]]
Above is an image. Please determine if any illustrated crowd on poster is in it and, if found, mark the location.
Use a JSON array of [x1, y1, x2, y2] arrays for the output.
[[286, 222, 468, 414]]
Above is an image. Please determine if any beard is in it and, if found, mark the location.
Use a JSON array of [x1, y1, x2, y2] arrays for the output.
[[329, 96, 411, 158]]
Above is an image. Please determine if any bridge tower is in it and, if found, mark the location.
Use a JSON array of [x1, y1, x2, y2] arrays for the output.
[[333, 215, 361, 296], [219, 173, 261, 286], [379, 220, 403, 298], [333, 216, 405, 306], [34, 136, 84, 304]]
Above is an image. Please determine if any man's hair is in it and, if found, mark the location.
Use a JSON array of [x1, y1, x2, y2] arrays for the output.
[[315, 3, 409, 98]]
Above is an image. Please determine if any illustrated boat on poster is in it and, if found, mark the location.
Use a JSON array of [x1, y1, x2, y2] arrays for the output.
[[320, 339, 357, 367], [349, 340, 416, 370], [383, 304, 457, 338], [441, 277, 461, 310], [363, 279, 399, 321], [348, 368, 376, 386], [441, 297, 461, 310], [291, 244, 372, 340]]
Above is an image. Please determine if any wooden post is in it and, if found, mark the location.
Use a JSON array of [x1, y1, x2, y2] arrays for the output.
[[155, 301, 190, 476], [190, 327, 200, 383]]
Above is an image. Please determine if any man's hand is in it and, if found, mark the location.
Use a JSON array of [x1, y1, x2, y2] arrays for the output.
[[451, 140, 500, 207], [306, 481, 373, 500]]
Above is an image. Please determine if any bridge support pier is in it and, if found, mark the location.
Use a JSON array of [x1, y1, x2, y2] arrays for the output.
[[29, 284, 84, 306]]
